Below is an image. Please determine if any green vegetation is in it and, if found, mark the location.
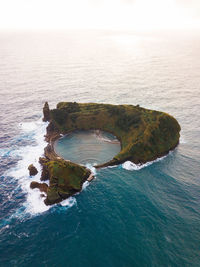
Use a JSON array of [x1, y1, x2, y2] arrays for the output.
[[44, 159, 90, 205], [47, 102, 181, 167]]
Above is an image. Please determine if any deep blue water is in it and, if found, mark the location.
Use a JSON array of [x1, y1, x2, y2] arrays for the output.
[[0, 30, 200, 267]]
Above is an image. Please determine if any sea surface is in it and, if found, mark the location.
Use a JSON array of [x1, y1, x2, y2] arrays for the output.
[[0, 29, 200, 267]]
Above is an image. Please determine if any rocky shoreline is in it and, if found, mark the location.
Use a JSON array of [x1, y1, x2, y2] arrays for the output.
[[28, 103, 94, 205]]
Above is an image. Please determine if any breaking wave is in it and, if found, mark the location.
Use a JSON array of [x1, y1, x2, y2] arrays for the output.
[[122, 155, 167, 171], [2, 118, 77, 222]]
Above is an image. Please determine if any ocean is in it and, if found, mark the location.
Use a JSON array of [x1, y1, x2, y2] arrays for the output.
[[0, 29, 200, 267]]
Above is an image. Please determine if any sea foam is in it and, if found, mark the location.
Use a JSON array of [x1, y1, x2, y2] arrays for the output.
[[5, 118, 51, 215], [85, 163, 97, 175], [180, 135, 187, 144], [4, 118, 77, 216], [60, 197, 77, 207], [122, 155, 167, 171]]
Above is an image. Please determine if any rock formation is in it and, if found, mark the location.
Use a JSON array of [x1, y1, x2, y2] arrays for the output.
[[28, 164, 38, 176], [43, 159, 91, 205], [30, 181, 48, 193], [43, 102, 50, 122]]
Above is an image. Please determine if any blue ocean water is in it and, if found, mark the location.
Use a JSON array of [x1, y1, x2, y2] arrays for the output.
[[0, 30, 200, 267]]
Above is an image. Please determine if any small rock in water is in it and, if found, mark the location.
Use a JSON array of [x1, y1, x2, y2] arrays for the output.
[[87, 173, 95, 182], [28, 164, 38, 176], [43, 102, 50, 122], [30, 181, 48, 193]]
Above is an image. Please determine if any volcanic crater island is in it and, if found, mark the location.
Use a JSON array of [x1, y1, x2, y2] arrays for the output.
[[29, 102, 181, 205]]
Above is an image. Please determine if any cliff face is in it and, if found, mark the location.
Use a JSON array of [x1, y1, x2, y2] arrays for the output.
[[47, 102, 181, 167]]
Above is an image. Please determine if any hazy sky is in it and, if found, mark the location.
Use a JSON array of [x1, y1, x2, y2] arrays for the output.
[[0, 0, 200, 30]]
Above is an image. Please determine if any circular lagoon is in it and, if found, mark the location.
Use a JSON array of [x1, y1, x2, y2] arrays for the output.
[[54, 130, 121, 165]]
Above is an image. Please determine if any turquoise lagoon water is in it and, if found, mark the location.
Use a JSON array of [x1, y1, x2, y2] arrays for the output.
[[54, 131, 121, 165], [0, 30, 200, 266]]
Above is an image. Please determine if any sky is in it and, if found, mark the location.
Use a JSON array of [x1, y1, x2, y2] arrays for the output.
[[0, 0, 200, 30]]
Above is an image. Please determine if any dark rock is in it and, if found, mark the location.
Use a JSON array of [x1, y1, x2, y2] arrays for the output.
[[44, 196, 62, 206], [45, 121, 60, 142], [44, 144, 58, 160], [30, 181, 48, 193], [39, 157, 48, 165], [28, 164, 38, 176], [43, 102, 50, 122], [41, 165, 50, 181], [38, 157, 50, 181]]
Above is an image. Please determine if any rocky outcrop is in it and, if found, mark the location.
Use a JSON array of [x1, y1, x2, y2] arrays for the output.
[[44, 144, 58, 160], [39, 157, 49, 165], [87, 173, 95, 182], [45, 121, 60, 143], [28, 164, 38, 176], [43, 102, 50, 122], [39, 157, 50, 181], [30, 181, 48, 193], [44, 159, 91, 205], [41, 165, 50, 181]]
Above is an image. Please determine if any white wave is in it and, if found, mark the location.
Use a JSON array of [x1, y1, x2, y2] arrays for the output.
[[19, 121, 40, 132], [78, 163, 97, 192], [107, 165, 118, 168], [85, 163, 97, 175], [82, 181, 90, 190], [0, 224, 9, 234], [122, 155, 167, 171], [4, 117, 83, 216], [13, 232, 29, 239], [180, 135, 186, 144], [93, 130, 120, 144], [0, 148, 12, 157], [60, 197, 77, 207], [98, 136, 119, 144], [5, 118, 51, 215], [24, 187, 50, 214]]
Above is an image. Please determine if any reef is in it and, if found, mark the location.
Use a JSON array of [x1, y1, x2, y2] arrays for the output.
[[30, 101, 181, 205]]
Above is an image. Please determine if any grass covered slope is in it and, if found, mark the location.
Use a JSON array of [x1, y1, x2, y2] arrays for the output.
[[44, 159, 91, 205], [47, 102, 181, 167]]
